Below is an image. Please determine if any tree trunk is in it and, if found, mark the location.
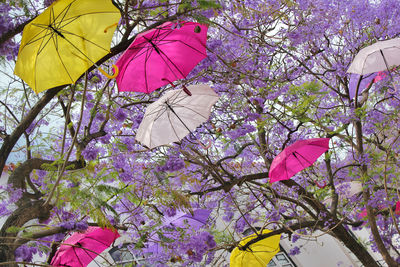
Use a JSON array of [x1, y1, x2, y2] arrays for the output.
[[332, 224, 380, 267]]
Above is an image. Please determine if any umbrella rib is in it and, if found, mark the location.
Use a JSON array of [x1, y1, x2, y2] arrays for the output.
[[54, 3, 72, 30], [153, 43, 186, 78], [33, 30, 54, 90], [143, 40, 153, 93], [166, 106, 184, 141], [51, 1, 74, 26], [57, 35, 101, 66], [284, 155, 289, 180], [50, 34, 74, 83], [51, 10, 120, 34], [84, 236, 114, 247], [169, 103, 210, 120], [158, 39, 207, 56], [81, 246, 103, 267], [58, 29, 111, 52], [73, 246, 84, 267], [292, 151, 314, 166], [32, 28, 53, 55]]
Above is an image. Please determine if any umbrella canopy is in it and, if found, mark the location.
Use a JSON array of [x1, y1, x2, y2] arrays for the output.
[[51, 227, 120, 267], [135, 84, 219, 149], [230, 229, 281, 267], [14, 0, 120, 93], [115, 20, 208, 93], [347, 38, 400, 75], [269, 138, 331, 183], [348, 73, 377, 99], [145, 209, 211, 254], [163, 209, 211, 230]]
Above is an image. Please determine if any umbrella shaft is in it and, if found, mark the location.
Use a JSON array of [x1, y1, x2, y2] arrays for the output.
[[166, 102, 193, 135], [380, 49, 394, 81], [48, 25, 65, 38], [143, 36, 161, 54]]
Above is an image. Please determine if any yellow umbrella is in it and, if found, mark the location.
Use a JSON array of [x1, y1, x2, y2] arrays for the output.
[[14, 0, 120, 93], [230, 229, 281, 267]]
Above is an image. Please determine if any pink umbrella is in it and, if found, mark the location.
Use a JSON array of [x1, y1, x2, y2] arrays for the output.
[[269, 138, 331, 184], [115, 20, 208, 93], [51, 227, 120, 267]]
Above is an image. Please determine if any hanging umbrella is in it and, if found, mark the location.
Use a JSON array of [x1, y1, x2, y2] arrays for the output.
[[115, 20, 208, 93], [163, 209, 211, 230], [135, 84, 219, 149], [145, 209, 211, 254], [51, 227, 120, 267], [348, 73, 377, 99], [14, 0, 120, 94], [269, 138, 330, 184], [347, 38, 400, 93], [230, 229, 281, 267]]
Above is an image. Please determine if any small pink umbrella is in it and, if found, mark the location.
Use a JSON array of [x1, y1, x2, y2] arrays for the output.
[[51, 227, 120, 267], [115, 20, 208, 94], [269, 138, 331, 184]]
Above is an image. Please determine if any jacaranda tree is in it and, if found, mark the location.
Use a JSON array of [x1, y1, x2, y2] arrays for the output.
[[1, 0, 400, 266]]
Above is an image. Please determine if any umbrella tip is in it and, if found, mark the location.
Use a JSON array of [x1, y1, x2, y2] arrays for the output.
[[182, 85, 192, 96]]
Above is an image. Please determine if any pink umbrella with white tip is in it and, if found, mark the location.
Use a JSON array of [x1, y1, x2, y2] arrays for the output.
[[51, 227, 120, 267], [115, 20, 208, 94]]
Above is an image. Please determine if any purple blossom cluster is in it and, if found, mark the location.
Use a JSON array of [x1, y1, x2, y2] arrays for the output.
[[15, 245, 36, 262], [81, 145, 101, 161], [43, 0, 56, 7], [0, 3, 19, 59], [58, 220, 88, 231], [156, 156, 185, 172]]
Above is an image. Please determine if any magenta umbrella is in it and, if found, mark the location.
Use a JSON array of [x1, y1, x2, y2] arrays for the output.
[[269, 138, 331, 184], [51, 227, 120, 267], [144, 209, 211, 254], [115, 20, 208, 94]]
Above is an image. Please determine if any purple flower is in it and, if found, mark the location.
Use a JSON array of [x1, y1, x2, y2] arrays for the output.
[[200, 232, 216, 248], [223, 211, 234, 222], [82, 145, 100, 161], [59, 221, 75, 230], [15, 245, 36, 262], [43, 0, 56, 7], [289, 246, 301, 256], [75, 221, 88, 231], [164, 207, 177, 217], [157, 157, 185, 172], [114, 108, 127, 122]]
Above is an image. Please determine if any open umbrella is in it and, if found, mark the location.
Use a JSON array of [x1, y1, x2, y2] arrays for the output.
[[135, 84, 219, 149], [269, 138, 330, 184], [347, 38, 400, 93], [14, 0, 120, 94], [51, 227, 120, 267], [145, 209, 211, 254], [115, 21, 208, 93], [348, 73, 377, 99], [230, 229, 281, 267]]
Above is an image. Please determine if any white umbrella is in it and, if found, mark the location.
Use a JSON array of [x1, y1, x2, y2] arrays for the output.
[[135, 84, 219, 149], [347, 38, 400, 75]]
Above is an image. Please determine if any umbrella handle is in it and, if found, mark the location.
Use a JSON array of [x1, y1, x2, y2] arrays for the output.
[[99, 64, 119, 79], [104, 23, 118, 33], [161, 78, 192, 96], [198, 139, 212, 149], [315, 180, 327, 189]]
